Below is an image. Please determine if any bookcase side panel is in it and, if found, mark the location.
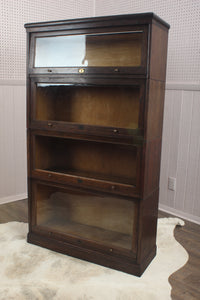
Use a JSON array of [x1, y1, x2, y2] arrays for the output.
[[149, 22, 169, 82]]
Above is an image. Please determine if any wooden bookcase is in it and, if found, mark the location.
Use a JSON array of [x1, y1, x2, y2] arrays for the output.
[[25, 13, 169, 276]]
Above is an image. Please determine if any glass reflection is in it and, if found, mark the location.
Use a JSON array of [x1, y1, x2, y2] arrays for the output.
[[35, 35, 87, 67]]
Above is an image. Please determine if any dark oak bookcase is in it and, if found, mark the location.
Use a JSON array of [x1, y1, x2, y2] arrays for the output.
[[25, 13, 169, 276]]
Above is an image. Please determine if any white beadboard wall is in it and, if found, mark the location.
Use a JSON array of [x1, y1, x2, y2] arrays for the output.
[[159, 85, 200, 224], [0, 82, 27, 203]]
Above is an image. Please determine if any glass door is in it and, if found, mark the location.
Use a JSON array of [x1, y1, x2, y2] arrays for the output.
[[33, 30, 144, 68], [32, 181, 138, 254]]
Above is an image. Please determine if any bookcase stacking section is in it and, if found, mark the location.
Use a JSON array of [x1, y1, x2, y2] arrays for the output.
[[32, 181, 138, 253], [25, 13, 169, 276]]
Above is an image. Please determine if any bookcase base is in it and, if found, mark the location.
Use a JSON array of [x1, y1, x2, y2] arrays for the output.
[[27, 231, 156, 277]]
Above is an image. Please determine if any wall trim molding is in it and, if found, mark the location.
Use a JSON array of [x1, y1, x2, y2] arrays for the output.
[[159, 204, 200, 225], [0, 80, 200, 91], [0, 193, 27, 205], [0, 80, 26, 86], [166, 82, 200, 91]]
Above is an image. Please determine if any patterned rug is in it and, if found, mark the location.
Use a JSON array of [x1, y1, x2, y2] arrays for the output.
[[0, 218, 188, 299]]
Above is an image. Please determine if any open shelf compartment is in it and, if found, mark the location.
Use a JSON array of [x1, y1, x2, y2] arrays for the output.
[[33, 134, 138, 187], [33, 83, 141, 131]]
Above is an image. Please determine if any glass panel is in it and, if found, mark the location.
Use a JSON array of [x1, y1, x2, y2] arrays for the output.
[[35, 136, 137, 186], [34, 31, 143, 67], [36, 183, 137, 250], [35, 84, 140, 130]]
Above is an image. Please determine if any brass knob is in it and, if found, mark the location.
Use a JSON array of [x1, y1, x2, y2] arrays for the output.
[[114, 68, 119, 72], [48, 174, 52, 178], [111, 185, 115, 190], [113, 129, 118, 133], [78, 68, 85, 74], [109, 248, 113, 252], [48, 122, 53, 127]]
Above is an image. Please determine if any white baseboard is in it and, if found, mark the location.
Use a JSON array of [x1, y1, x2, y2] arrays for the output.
[[0, 193, 27, 205], [159, 204, 200, 225]]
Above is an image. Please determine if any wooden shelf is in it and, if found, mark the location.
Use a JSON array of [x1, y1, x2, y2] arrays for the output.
[[43, 168, 136, 186]]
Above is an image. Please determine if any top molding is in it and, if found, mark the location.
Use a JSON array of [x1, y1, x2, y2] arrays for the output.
[[24, 12, 170, 31]]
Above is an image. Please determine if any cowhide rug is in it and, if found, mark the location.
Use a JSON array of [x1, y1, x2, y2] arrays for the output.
[[0, 218, 188, 300]]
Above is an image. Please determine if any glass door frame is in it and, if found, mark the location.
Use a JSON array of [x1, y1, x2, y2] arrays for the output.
[[28, 25, 148, 75]]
